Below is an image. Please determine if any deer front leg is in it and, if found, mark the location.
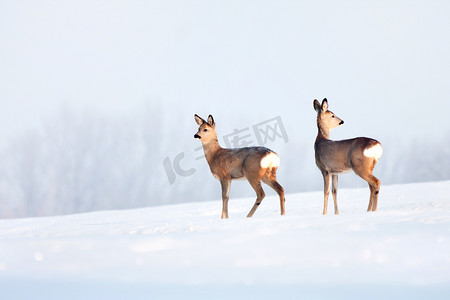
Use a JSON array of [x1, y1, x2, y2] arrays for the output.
[[322, 172, 331, 215], [331, 174, 339, 215], [220, 179, 231, 219], [247, 180, 265, 218]]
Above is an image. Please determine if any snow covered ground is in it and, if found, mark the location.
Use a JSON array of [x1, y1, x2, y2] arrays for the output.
[[1, 181, 449, 299]]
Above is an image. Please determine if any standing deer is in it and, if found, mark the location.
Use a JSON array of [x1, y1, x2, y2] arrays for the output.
[[194, 114, 285, 219], [313, 99, 382, 215]]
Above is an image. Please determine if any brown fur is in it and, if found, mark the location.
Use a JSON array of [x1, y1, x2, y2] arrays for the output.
[[194, 114, 285, 219], [313, 99, 382, 214]]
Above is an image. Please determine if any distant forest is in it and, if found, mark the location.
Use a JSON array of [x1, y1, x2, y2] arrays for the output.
[[1, 109, 449, 218]]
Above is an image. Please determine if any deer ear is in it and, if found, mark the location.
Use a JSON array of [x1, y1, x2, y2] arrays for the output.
[[194, 114, 205, 126], [207, 115, 215, 128], [321, 98, 328, 112], [313, 99, 322, 113]]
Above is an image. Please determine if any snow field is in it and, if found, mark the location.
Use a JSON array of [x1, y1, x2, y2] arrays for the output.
[[0, 181, 449, 299]]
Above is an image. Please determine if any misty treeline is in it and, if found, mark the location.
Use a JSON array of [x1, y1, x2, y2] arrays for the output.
[[0, 108, 449, 218], [0, 109, 157, 218]]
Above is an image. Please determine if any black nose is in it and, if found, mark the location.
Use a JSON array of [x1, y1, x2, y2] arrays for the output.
[[339, 120, 344, 125], [194, 134, 201, 139]]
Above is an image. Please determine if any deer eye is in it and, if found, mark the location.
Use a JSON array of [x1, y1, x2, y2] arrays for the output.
[[331, 115, 335, 118], [203, 129, 208, 132]]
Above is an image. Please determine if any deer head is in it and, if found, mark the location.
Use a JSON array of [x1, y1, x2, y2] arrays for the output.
[[314, 98, 344, 139], [194, 114, 217, 143]]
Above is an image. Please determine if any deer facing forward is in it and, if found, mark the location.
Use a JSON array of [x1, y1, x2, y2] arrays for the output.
[[313, 99, 382, 215], [194, 114, 285, 219]]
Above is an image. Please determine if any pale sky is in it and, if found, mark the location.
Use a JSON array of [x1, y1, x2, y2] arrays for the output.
[[1, 0, 449, 146]]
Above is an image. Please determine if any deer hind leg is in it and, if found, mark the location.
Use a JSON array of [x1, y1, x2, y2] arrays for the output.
[[220, 179, 231, 219], [367, 184, 375, 212], [331, 174, 339, 215], [355, 162, 380, 212], [373, 179, 380, 211], [322, 172, 331, 215], [247, 179, 265, 218], [368, 175, 380, 211], [262, 173, 285, 216]]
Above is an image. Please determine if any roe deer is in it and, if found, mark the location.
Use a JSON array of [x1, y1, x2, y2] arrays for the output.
[[194, 114, 285, 219], [313, 99, 382, 215]]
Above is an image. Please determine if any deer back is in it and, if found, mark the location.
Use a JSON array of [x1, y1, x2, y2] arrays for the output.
[[208, 147, 275, 180], [315, 137, 381, 174]]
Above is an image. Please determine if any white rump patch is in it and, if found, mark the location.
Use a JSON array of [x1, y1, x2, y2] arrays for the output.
[[260, 152, 280, 169], [363, 143, 383, 160]]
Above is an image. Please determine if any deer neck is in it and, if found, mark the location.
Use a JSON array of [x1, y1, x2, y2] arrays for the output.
[[316, 119, 331, 141], [202, 138, 221, 163]]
